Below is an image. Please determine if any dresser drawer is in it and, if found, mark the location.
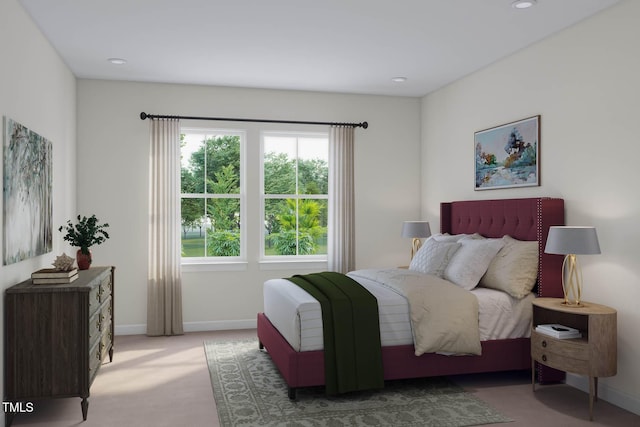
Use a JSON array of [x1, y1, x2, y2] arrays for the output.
[[88, 285, 101, 315], [98, 275, 112, 302], [88, 339, 103, 383], [89, 310, 101, 347], [100, 330, 112, 360], [101, 298, 112, 325], [89, 300, 111, 343]]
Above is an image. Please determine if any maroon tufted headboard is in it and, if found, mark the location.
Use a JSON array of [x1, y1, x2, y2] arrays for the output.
[[440, 197, 565, 298]]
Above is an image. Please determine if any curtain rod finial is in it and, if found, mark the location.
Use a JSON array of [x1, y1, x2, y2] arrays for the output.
[[361, 122, 368, 129], [140, 112, 148, 120]]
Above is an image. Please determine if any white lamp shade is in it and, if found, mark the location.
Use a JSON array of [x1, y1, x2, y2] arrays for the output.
[[544, 226, 601, 255], [401, 221, 431, 239]]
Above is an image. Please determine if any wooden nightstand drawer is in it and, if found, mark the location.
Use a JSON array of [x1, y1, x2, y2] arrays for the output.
[[532, 347, 590, 373], [531, 331, 588, 361]]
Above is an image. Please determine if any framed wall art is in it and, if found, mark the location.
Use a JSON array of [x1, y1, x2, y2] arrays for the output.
[[3, 116, 53, 265], [474, 115, 540, 191]]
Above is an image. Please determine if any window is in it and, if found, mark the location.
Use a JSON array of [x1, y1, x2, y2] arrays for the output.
[[262, 132, 328, 259], [180, 129, 244, 261]]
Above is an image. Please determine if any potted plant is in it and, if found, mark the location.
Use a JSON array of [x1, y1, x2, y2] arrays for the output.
[[59, 214, 110, 270]]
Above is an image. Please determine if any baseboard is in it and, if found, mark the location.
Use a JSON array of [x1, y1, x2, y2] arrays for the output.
[[114, 319, 257, 336], [566, 374, 640, 416]]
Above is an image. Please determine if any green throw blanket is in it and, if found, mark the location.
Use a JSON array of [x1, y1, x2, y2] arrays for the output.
[[287, 272, 384, 395]]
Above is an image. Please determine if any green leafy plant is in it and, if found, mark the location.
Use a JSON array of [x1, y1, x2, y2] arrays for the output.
[[207, 230, 240, 256], [268, 229, 315, 255], [58, 215, 110, 255]]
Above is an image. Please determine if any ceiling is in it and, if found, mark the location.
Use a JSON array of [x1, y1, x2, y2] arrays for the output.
[[19, 0, 620, 97]]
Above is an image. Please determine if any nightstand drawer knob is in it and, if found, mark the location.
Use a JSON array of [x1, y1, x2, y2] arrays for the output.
[[542, 340, 547, 348], [542, 355, 547, 362]]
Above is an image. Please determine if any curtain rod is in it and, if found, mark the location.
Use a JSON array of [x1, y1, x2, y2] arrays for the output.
[[139, 112, 368, 129]]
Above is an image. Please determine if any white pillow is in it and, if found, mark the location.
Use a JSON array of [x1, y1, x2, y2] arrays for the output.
[[444, 238, 505, 290], [409, 238, 461, 278], [479, 235, 539, 298]]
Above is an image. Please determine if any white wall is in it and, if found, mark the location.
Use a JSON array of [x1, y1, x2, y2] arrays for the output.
[[76, 80, 421, 331], [421, 0, 640, 415], [0, 0, 77, 425]]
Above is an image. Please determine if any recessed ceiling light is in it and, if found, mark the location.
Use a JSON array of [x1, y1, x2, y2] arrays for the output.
[[107, 58, 127, 65], [512, 0, 537, 9], [391, 77, 407, 83]]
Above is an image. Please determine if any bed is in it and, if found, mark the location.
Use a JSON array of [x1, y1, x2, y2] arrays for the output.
[[257, 197, 565, 399]]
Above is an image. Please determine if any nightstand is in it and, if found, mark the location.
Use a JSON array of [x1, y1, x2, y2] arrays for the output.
[[531, 297, 617, 421]]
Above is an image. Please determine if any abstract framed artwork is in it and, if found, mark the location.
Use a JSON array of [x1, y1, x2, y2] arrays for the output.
[[3, 117, 53, 265], [474, 115, 540, 190]]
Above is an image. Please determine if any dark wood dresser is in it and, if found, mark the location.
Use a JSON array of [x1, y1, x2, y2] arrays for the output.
[[4, 266, 115, 425]]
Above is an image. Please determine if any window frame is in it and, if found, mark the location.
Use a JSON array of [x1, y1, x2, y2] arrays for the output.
[[179, 127, 246, 267], [260, 130, 329, 263]]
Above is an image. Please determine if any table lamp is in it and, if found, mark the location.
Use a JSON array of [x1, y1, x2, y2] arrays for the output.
[[401, 221, 431, 261], [544, 226, 601, 306]]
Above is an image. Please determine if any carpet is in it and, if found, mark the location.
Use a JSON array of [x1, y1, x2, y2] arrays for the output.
[[204, 339, 512, 427]]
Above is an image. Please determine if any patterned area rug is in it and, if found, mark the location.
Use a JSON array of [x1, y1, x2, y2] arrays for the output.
[[204, 339, 512, 427]]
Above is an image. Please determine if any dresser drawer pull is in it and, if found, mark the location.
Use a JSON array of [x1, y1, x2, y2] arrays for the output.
[[542, 355, 547, 362], [542, 340, 547, 348]]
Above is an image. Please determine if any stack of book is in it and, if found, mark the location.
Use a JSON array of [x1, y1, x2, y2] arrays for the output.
[[31, 268, 79, 285], [535, 323, 582, 339]]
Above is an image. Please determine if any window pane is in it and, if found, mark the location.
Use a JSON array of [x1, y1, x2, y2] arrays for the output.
[[181, 133, 205, 194], [181, 198, 206, 257], [264, 198, 288, 255], [305, 198, 327, 254], [300, 198, 327, 255], [264, 136, 296, 194], [264, 198, 327, 256], [206, 197, 241, 257], [205, 135, 241, 194], [298, 137, 328, 195]]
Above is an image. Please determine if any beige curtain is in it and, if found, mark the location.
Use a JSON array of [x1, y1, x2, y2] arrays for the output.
[[328, 126, 355, 273], [147, 118, 184, 336]]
